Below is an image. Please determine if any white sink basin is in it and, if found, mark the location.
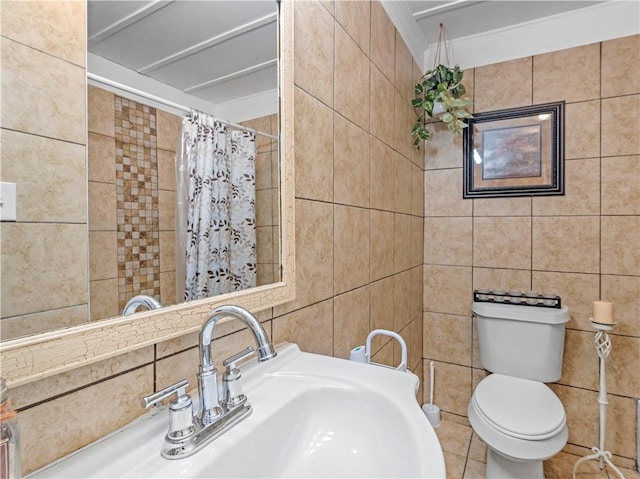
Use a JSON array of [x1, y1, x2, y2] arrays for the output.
[[30, 344, 446, 478]]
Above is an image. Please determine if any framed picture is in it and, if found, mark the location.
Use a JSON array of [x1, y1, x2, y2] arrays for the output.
[[463, 102, 564, 198]]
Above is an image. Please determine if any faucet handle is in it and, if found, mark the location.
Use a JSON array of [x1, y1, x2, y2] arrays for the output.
[[142, 380, 196, 442], [223, 346, 254, 371], [141, 379, 190, 409], [222, 347, 254, 409]]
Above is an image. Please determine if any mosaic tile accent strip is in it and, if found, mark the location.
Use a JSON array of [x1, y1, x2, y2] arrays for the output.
[[114, 96, 160, 311]]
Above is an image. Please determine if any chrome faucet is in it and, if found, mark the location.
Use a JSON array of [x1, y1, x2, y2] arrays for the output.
[[122, 295, 163, 315], [141, 305, 277, 459], [197, 305, 277, 423]]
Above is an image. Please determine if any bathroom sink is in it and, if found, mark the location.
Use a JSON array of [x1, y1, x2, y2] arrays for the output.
[[29, 344, 445, 478]]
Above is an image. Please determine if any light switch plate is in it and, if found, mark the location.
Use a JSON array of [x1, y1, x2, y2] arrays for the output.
[[0, 182, 17, 221]]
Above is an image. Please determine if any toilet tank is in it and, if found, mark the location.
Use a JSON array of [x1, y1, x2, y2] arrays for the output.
[[473, 301, 570, 382]]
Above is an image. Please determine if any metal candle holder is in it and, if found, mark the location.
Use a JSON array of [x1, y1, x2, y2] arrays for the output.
[[572, 320, 625, 479]]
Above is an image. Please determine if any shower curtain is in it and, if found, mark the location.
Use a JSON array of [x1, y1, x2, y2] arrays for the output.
[[176, 111, 257, 301]]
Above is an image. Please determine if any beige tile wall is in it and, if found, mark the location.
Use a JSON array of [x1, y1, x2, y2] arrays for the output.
[[0, 1, 89, 339], [242, 114, 281, 286], [270, 0, 425, 371], [423, 34, 640, 468], [88, 86, 180, 320]]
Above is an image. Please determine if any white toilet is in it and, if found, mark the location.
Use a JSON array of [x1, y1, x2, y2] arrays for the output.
[[469, 301, 570, 479]]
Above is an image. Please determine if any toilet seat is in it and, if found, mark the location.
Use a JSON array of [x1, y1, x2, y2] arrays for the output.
[[468, 374, 569, 465], [473, 374, 566, 440]]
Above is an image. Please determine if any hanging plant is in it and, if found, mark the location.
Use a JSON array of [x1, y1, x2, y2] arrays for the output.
[[411, 63, 473, 147], [410, 24, 473, 148]]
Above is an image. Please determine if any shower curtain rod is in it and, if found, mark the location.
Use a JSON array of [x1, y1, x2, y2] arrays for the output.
[[87, 73, 278, 140]]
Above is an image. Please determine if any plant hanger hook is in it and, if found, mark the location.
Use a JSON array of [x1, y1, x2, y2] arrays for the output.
[[433, 23, 452, 68]]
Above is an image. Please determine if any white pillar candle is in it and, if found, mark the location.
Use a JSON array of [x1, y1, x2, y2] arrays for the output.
[[593, 300, 614, 324]]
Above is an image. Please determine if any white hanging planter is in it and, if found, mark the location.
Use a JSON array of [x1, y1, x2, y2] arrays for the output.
[[432, 100, 446, 116]]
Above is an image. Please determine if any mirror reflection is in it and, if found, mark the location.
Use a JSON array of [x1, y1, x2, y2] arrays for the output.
[[0, 0, 281, 340]]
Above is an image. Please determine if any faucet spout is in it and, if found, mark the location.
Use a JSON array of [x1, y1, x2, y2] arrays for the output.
[[122, 295, 163, 315], [199, 305, 277, 371], [197, 305, 276, 424]]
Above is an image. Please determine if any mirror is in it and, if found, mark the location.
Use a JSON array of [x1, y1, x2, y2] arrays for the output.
[[0, 1, 294, 386], [1, 0, 288, 342]]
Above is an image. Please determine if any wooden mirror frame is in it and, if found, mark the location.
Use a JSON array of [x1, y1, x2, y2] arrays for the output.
[[0, 1, 295, 388]]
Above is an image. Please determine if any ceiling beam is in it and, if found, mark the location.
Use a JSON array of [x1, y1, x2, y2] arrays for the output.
[[138, 12, 277, 74], [413, 0, 484, 22], [185, 59, 277, 94], [88, 0, 173, 47]]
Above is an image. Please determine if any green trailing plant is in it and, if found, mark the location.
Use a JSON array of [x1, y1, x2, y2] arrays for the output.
[[411, 64, 473, 147]]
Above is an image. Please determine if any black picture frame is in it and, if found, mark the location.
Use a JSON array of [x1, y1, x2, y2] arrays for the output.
[[463, 101, 564, 198]]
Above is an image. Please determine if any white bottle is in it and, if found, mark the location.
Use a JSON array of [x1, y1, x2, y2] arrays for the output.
[[0, 379, 20, 479]]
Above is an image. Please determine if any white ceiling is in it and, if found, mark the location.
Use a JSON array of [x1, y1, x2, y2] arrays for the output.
[[409, 1, 603, 47], [88, 0, 623, 116], [87, 0, 278, 115]]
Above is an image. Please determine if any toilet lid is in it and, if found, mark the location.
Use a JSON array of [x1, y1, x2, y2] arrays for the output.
[[473, 374, 566, 440]]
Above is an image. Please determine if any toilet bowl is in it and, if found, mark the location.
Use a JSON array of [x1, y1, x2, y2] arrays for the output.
[[469, 374, 568, 479]]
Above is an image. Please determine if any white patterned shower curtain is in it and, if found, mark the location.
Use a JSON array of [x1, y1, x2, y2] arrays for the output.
[[176, 112, 257, 301]]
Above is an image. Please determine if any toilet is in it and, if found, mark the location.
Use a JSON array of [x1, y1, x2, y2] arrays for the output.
[[469, 300, 570, 479]]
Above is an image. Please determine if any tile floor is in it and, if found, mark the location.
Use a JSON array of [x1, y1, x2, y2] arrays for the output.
[[436, 418, 639, 479]]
